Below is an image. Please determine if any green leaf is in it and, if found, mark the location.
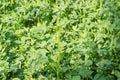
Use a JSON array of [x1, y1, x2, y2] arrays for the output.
[[93, 74, 106, 80], [72, 76, 81, 80], [115, 70, 120, 78]]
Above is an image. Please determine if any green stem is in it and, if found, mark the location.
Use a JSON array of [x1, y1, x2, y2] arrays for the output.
[[100, 0, 103, 9], [56, 26, 61, 80]]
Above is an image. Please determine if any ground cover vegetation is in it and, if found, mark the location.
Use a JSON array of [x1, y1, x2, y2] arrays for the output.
[[0, 0, 120, 80]]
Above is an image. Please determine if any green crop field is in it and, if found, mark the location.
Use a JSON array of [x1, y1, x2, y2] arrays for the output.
[[0, 0, 120, 80]]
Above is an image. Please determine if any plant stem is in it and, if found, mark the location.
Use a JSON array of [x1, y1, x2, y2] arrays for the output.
[[56, 26, 61, 80], [100, 0, 103, 9]]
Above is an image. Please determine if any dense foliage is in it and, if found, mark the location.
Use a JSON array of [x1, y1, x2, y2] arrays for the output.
[[0, 0, 120, 80]]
